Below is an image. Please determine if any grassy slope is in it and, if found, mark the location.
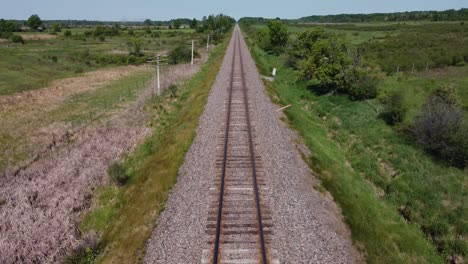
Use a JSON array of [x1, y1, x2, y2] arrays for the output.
[[380, 68, 468, 122], [244, 34, 446, 262], [77, 36, 229, 264], [0, 69, 152, 173]]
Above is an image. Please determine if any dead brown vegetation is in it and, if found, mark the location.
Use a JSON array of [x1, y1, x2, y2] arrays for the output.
[[0, 57, 206, 263]]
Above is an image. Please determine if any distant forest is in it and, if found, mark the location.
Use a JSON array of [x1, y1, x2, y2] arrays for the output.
[[240, 8, 468, 24], [3, 19, 191, 27], [296, 8, 468, 23]]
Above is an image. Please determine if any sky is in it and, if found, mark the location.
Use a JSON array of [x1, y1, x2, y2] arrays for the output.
[[0, 0, 467, 21]]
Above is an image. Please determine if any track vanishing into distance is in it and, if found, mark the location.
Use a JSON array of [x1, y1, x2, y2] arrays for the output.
[[144, 25, 359, 264], [202, 30, 278, 264]]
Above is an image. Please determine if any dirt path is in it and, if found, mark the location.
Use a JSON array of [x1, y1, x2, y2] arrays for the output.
[[144, 26, 360, 263]]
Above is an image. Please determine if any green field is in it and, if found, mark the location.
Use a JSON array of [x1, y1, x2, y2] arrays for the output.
[[242, 21, 468, 263], [0, 28, 207, 95]]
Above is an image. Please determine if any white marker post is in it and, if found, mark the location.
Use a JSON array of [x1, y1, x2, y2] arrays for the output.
[[206, 35, 210, 51], [272, 68, 277, 77], [191, 39, 194, 66]]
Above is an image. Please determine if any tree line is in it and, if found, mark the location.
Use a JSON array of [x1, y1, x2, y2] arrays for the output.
[[295, 8, 468, 23]]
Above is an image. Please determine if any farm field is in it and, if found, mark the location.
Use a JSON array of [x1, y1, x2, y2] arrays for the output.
[[241, 19, 467, 263]]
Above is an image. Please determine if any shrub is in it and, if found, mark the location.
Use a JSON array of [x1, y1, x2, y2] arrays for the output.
[[51, 22, 61, 33], [412, 88, 467, 167], [291, 29, 381, 100], [64, 30, 72, 37], [0, 31, 13, 39], [267, 19, 288, 54], [84, 30, 93, 37], [108, 162, 129, 185], [10, 34, 24, 44], [256, 28, 272, 51], [99, 35, 105, 42], [168, 45, 200, 64], [168, 84, 178, 97], [127, 38, 143, 56], [127, 55, 137, 65], [380, 91, 407, 125], [338, 66, 381, 100]]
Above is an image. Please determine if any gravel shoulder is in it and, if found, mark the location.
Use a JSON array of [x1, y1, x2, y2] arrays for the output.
[[144, 28, 361, 263]]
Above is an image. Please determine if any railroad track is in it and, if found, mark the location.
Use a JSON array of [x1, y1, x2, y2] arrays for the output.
[[202, 28, 278, 264]]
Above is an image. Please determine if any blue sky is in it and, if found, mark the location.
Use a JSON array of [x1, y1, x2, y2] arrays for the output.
[[1, 0, 467, 21]]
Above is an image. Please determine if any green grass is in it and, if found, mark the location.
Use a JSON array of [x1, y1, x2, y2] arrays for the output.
[[49, 71, 152, 125], [242, 30, 464, 263], [76, 35, 229, 264], [0, 29, 205, 95], [379, 67, 468, 122]]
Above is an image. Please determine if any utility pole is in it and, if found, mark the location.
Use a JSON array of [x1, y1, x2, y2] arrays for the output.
[[191, 39, 194, 66], [157, 56, 161, 96]]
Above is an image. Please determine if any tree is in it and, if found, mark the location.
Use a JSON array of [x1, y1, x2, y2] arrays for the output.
[[290, 29, 380, 99], [144, 19, 152, 26], [27, 14, 42, 30], [190, 18, 198, 29], [267, 19, 288, 53], [173, 19, 181, 29], [292, 29, 350, 84]]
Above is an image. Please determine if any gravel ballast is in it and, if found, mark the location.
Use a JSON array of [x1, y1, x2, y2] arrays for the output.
[[144, 27, 360, 263]]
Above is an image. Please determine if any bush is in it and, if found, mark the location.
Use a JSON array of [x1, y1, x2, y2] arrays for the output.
[[99, 35, 105, 42], [64, 30, 72, 37], [168, 45, 200, 64], [51, 22, 61, 33], [10, 34, 24, 44], [380, 91, 407, 125], [0, 31, 12, 39], [168, 84, 178, 97], [127, 38, 143, 56], [266, 19, 288, 54], [127, 55, 137, 65], [338, 66, 381, 100], [108, 162, 129, 185], [412, 88, 467, 167]]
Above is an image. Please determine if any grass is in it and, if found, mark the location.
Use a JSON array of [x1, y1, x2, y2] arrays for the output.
[[77, 34, 229, 264], [0, 67, 151, 173], [242, 28, 467, 263], [0, 28, 205, 95], [379, 67, 468, 122], [49, 71, 152, 125]]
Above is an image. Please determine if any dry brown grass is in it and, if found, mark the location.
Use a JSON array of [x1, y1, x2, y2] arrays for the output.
[[0, 66, 148, 174], [0, 57, 209, 263], [19, 34, 57, 40]]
